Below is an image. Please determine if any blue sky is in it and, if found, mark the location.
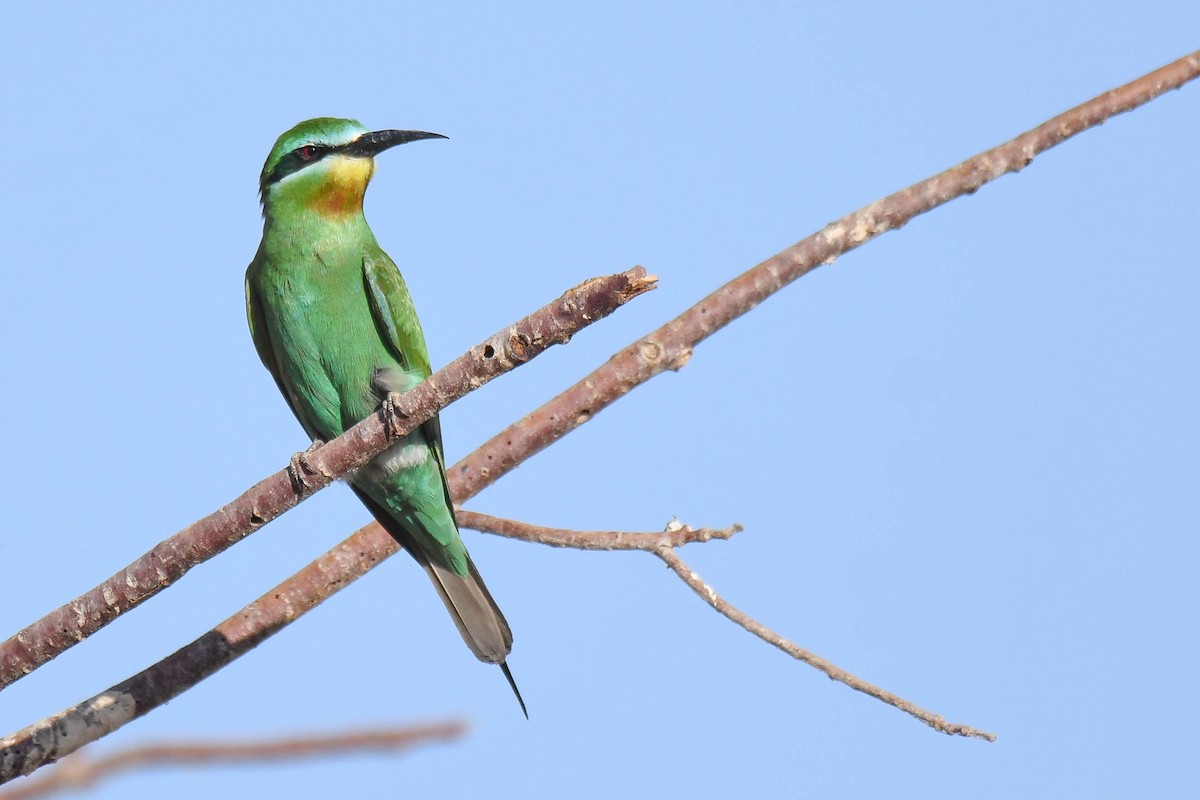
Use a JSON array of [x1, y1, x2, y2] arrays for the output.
[[1, 3, 1197, 798]]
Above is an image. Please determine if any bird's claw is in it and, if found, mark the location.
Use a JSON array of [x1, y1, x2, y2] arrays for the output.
[[381, 392, 407, 440], [288, 439, 326, 495]]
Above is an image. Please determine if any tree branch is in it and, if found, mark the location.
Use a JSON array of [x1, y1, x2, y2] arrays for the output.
[[0, 268, 655, 693], [652, 547, 995, 741], [0, 723, 466, 800], [461, 511, 995, 739], [456, 509, 742, 550], [447, 50, 1200, 500], [0, 525, 448, 784]]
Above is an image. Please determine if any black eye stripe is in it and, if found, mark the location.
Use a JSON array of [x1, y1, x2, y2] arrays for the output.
[[263, 143, 335, 187]]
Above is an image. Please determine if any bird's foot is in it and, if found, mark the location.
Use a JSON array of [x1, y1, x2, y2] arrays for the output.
[[288, 439, 327, 495], [380, 391, 408, 440]]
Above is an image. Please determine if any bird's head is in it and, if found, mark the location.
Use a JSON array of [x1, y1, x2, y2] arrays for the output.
[[258, 117, 445, 218]]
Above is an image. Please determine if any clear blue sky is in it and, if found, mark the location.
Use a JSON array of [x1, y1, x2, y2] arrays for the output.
[[2, 3, 1197, 798]]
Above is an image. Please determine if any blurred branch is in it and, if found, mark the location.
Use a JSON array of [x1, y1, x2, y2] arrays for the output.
[[652, 547, 996, 741], [0, 268, 655, 693], [2, 50, 1196, 784], [0, 723, 466, 800]]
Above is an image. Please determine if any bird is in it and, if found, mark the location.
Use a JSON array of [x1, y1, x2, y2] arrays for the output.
[[245, 117, 524, 716]]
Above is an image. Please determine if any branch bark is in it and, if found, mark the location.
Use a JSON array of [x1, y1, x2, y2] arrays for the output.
[[456, 509, 742, 550], [0, 268, 655, 692]]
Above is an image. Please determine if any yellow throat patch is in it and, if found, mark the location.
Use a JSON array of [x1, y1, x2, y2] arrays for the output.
[[306, 155, 375, 217]]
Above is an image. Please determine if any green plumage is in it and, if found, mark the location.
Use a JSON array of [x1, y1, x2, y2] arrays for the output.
[[245, 118, 522, 712]]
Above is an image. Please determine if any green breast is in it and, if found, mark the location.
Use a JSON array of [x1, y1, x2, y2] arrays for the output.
[[253, 226, 399, 439]]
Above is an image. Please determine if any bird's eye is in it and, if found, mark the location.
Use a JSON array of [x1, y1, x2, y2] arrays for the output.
[[297, 145, 318, 161]]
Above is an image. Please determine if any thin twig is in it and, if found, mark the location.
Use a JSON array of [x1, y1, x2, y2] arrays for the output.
[[463, 512, 994, 739], [0, 723, 465, 800], [653, 547, 996, 741], [456, 509, 742, 550], [0, 268, 655, 692]]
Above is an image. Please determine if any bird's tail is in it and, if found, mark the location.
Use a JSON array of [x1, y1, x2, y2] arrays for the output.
[[418, 553, 528, 718], [349, 486, 526, 716], [421, 554, 512, 663]]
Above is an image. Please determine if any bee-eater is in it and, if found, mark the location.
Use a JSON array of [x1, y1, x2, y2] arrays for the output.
[[245, 118, 523, 714]]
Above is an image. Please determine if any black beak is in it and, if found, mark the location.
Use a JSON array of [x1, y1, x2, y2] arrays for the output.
[[341, 129, 447, 158]]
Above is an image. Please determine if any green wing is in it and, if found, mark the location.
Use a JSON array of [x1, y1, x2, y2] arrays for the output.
[[362, 248, 431, 378], [245, 275, 300, 423], [361, 248, 455, 503]]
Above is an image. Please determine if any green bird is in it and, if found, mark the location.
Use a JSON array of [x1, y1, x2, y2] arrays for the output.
[[245, 117, 523, 714]]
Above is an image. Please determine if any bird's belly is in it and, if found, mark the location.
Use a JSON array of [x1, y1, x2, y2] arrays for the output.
[[365, 438, 431, 476]]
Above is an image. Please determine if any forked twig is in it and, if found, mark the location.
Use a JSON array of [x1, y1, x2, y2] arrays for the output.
[[460, 511, 995, 739]]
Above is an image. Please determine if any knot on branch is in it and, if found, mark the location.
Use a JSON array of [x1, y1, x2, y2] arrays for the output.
[[506, 330, 533, 363]]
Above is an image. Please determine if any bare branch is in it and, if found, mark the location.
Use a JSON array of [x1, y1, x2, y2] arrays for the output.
[[456, 509, 742, 550], [652, 546, 996, 741], [448, 51, 1200, 500], [0, 723, 465, 800], [0, 268, 655, 692], [460, 511, 995, 740], [0, 524, 417, 784]]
